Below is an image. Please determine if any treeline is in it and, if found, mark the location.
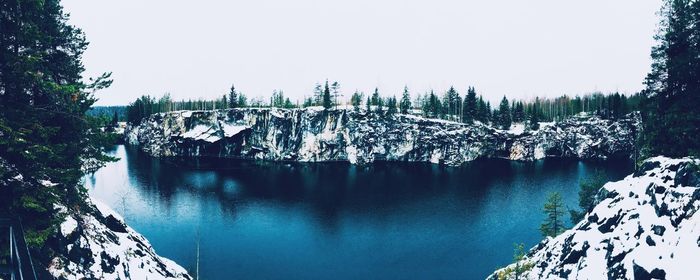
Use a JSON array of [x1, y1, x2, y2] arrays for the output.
[[127, 84, 641, 130]]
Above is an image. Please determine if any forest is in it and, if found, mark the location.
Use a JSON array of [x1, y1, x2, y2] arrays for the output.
[[124, 83, 643, 131]]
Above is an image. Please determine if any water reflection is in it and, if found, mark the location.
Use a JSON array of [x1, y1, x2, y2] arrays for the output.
[[87, 145, 633, 280]]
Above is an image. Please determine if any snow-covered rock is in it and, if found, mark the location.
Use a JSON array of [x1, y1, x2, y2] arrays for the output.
[[48, 199, 191, 280], [126, 108, 641, 166], [0, 157, 191, 280], [489, 156, 700, 280]]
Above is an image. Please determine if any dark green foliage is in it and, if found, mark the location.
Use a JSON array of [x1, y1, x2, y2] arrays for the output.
[[570, 172, 608, 223], [366, 96, 371, 112], [126, 92, 248, 124], [323, 81, 332, 110], [529, 100, 540, 130], [0, 0, 114, 251], [386, 96, 398, 115], [421, 90, 442, 118], [443, 86, 460, 121], [371, 88, 383, 113], [87, 106, 126, 121], [351, 91, 364, 112], [476, 96, 489, 123], [462, 87, 477, 123], [512, 102, 525, 122], [540, 192, 566, 238], [271, 90, 295, 109], [400, 86, 412, 114], [229, 84, 238, 108], [498, 96, 512, 129], [642, 0, 700, 158], [331, 81, 340, 109]]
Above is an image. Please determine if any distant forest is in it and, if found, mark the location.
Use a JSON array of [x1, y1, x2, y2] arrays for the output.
[[122, 82, 642, 130]]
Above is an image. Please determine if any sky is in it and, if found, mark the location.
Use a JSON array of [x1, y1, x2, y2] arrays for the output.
[[62, 0, 663, 106]]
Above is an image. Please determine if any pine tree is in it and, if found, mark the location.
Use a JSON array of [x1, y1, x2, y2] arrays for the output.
[[570, 172, 608, 223], [323, 80, 332, 109], [540, 192, 566, 237], [463, 87, 477, 123], [400, 86, 412, 114], [229, 84, 238, 108], [313, 83, 323, 106], [529, 101, 540, 130], [0, 0, 114, 248], [643, 0, 700, 157], [371, 88, 383, 113], [331, 81, 341, 109], [351, 91, 364, 112], [366, 96, 372, 112], [386, 96, 398, 115], [498, 96, 512, 129]]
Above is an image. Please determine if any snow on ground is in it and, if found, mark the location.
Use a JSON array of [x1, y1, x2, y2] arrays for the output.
[[490, 156, 700, 280], [49, 198, 192, 280]]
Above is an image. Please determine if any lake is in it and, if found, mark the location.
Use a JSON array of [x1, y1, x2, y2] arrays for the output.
[[86, 145, 633, 280]]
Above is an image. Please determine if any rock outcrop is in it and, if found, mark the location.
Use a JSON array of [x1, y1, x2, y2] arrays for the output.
[[489, 156, 700, 280], [126, 108, 641, 165], [0, 158, 191, 280]]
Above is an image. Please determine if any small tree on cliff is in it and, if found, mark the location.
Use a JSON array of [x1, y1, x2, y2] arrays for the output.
[[400, 86, 412, 114], [498, 96, 512, 129], [540, 192, 566, 237], [229, 84, 238, 108], [323, 80, 332, 109]]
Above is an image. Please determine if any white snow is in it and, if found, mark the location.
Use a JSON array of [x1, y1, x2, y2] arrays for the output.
[[50, 198, 191, 280], [181, 124, 220, 143], [221, 124, 249, 137], [60, 216, 78, 236], [490, 156, 700, 280]]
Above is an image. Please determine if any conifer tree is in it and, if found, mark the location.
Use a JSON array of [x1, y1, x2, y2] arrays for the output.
[[463, 87, 477, 123], [229, 84, 238, 108], [323, 81, 332, 109], [498, 96, 512, 129], [386, 96, 398, 115], [540, 192, 566, 237], [351, 91, 364, 112], [0, 0, 114, 248], [643, 0, 700, 157], [400, 86, 412, 114]]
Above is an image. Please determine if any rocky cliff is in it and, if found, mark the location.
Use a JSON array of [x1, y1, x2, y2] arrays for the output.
[[126, 108, 641, 165], [489, 156, 700, 280], [0, 158, 191, 280]]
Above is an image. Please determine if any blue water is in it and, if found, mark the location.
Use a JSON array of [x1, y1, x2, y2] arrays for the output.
[[86, 145, 632, 280]]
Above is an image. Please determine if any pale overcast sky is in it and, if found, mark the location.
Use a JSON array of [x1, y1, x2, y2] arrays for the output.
[[63, 0, 662, 106]]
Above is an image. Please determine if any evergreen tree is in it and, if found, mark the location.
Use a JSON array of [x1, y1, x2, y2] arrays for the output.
[[463, 87, 477, 123], [476, 96, 488, 123], [229, 84, 238, 108], [498, 96, 512, 129], [323, 81, 332, 109], [529, 101, 540, 130], [238, 92, 248, 107], [331, 81, 341, 109], [0, 0, 114, 248], [386, 96, 398, 115], [642, 0, 700, 157], [400, 86, 412, 114], [111, 111, 119, 127], [540, 192, 566, 237], [570, 172, 608, 223], [366, 96, 372, 112], [351, 91, 364, 112], [312, 83, 322, 106], [371, 88, 383, 113]]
